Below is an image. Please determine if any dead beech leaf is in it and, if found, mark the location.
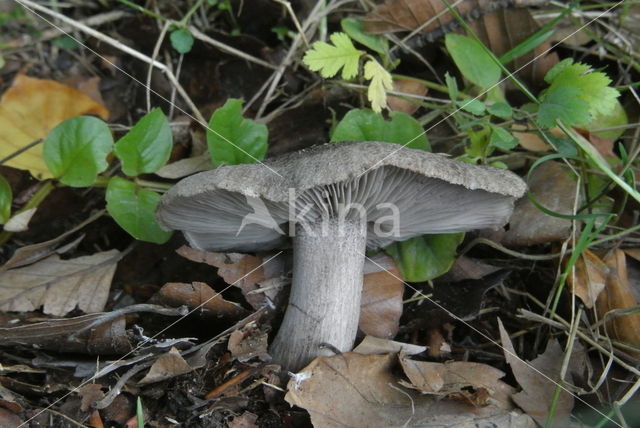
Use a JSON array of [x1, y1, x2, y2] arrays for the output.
[[504, 161, 578, 246], [286, 352, 534, 427], [0, 249, 120, 316], [360, 254, 403, 339], [157, 282, 247, 318], [596, 249, 640, 357], [568, 249, 609, 308], [138, 347, 193, 385], [498, 319, 584, 427], [399, 357, 515, 408], [387, 79, 427, 115], [0, 75, 109, 179]]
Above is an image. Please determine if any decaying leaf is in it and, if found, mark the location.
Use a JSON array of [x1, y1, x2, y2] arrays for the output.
[[360, 254, 403, 339], [157, 281, 247, 319], [0, 249, 121, 316], [596, 249, 640, 357], [0, 75, 109, 179], [498, 319, 584, 427], [387, 78, 428, 115], [568, 249, 609, 308], [353, 335, 426, 356], [228, 322, 269, 362], [138, 347, 194, 385], [79, 384, 105, 412], [503, 161, 578, 246], [228, 411, 259, 428], [286, 352, 534, 427]]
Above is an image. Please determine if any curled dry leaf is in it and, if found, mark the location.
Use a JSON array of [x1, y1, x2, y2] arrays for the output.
[[503, 161, 577, 246], [353, 335, 426, 356], [596, 249, 640, 358], [360, 254, 403, 339], [0, 249, 121, 316], [157, 281, 247, 319], [0, 75, 109, 179], [138, 347, 194, 385], [567, 249, 608, 309], [286, 352, 534, 427]]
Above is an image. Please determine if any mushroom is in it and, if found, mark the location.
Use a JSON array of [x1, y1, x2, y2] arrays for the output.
[[156, 141, 526, 371]]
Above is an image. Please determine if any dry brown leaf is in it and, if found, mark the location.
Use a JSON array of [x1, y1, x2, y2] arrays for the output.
[[0, 249, 121, 316], [286, 352, 534, 427], [498, 319, 584, 427], [513, 124, 554, 152], [353, 335, 426, 355], [138, 347, 194, 385], [624, 248, 640, 262], [387, 79, 427, 115], [79, 384, 105, 412], [399, 357, 515, 408], [0, 75, 109, 179], [503, 161, 577, 246], [228, 411, 258, 428], [228, 322, 269, 362], [596, 249, 640, 357], [568, 249, 609, 308], [360, 254, 403, 339], [157, 281, 247, 318]]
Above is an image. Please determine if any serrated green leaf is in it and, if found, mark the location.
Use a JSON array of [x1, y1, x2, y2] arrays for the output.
[[106, 177, 172, 244], [303, 32, 363, 79], [170, 28, 194, 54], [331, 109, 430, 151], [364, 59, 392, 113], [445, 72, 458, 101], [489, 125, 518, 151], [456, 98, 486, 115], [0, 175, 11, 224], [487, 102, 513, 119], [385, 233, 464, 282], [538, 86, 590, 128], [340, 18, 388, 55], [544, 58, 586, 83], [584, 99, 628, 141], [445, 34, 501, 89], [549, 66, 619, 117], [43, 116, 113, 187], [207, 98, 268, 167], [114, 108, 173, 176]]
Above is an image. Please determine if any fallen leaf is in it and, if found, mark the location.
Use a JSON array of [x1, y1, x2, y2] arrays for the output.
[[3, 207, 37, 232], [498, 319, 584, 427], [387, 78, 427, 115], [503, 161, 578, 246], [360, 254, 403, 339], [79, 384, 105, 412], [228, 411, 258, 428], [0, 75, 109, 179], [624, 248, 640, 262], [0, 249, 121, 316], [138, 347, 194, 385], [353, 335, 426, 356], [286, 352, 534, 427], [513, 124, 554, 152], [228, 322, 269, 362], [568, 249, 609, 308], [0, 407, 24, 428], [596, 249, 640, 357], [157, 281, 247, 318]]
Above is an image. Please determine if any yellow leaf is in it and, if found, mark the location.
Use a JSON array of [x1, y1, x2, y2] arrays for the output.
[[0, 75, 109, 179], [364, 59, 392, 113]]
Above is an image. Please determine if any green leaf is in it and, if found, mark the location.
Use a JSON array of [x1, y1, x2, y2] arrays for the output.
[[340, 18, 388, 54], [106, 177, 172, 244], [43, 116, 114, 187], [489, 125, 518, 151], [385, 233, 464, 282], [445, 72, 458, 101], [445, 34, 501, 89], [537, 86, 590, 128], [170, 28, 194, 54], [114, 108, 173, 176], [136, 397, 145, 428], [456, 98, 486, 115], [331, 109, 430, 151], [303, 32, 363, 79], [544, 58, 581, 84], [364, 59, 393, 113], [207, 98, 268, 167], [487, 102, 513, 119], [52, 35, 80, 50], [0, 175, 11, 224], [583, 99, 628, 141]]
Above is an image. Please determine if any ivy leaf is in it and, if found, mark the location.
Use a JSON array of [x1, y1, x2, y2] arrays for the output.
[[170, 28, 194, 54], [0, 175, 11, 224], [331, 109, 430, 151], [114, 108, 173, 177], [537, 86, 590, 128], [43, 116, 113, 187], [385, 233, 465, 282], [206, 98, 268, 167], [106, 177, 172, 244], [445, 34, 501, 89], [364, 59, 393, 113], [303, 32, 363, 79]]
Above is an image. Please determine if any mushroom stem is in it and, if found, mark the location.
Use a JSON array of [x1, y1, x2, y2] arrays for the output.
[[270, 219, 367, 372]]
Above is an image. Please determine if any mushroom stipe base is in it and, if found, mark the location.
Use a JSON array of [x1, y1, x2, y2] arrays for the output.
[[269, 219, 367, 372]]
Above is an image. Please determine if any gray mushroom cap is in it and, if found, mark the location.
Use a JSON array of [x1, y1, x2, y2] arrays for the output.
[[156, 141, 527, 251]]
